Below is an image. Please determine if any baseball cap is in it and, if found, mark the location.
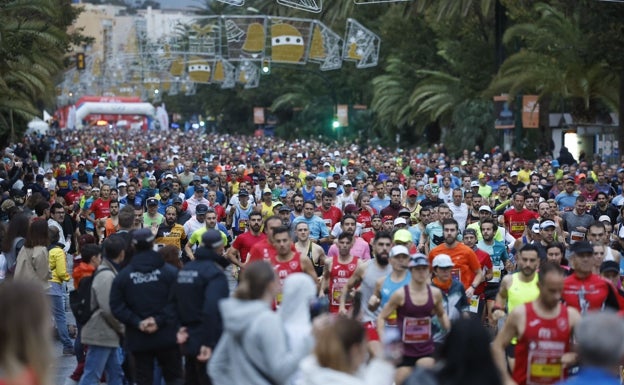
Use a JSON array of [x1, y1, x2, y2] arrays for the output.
[[323, 162, 331, 167], [551, 160, 560, 168], [393, 229, 412, 243], [343, 180, 352, 186], [393, 217, 407, 226], [510, 171, 519, 177], [398, 208, 411, 216], [59, 164, 66, 169], [305, 174, 315, 181], [452, 166, 460, 172], [194, 185, 205, 193], [478, 205, 492, 213], [146, 197, 158, 206], [600, 260, 620, 274], [278, 206, 291, 213], [389, 245, 410, 258], [344, 204, 360, 213], [540, 220, 556, 229], [470, 181, 479, 188], [196, 204, 209, 215], [383, 215, 394, 223], [172, 196, 183, 204], [238, 189, 249, 197], [463, 228, 477, 237], [118, 181, 127, 188], [432, 254, 454, 268], [263, 187, 272, 194], [530, 222, 541, 233], [78, 161, 85, 166], [598, 215, 611, 223], [408, 254, 429, 268], [132, 228, 155, 245], [407, 189, 418, 197], [148, 175, 157, 181], [570, 241, 593, 254], [327, 182, 338, 189]]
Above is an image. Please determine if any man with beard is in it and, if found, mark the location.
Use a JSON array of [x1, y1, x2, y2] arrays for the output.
[[156, 184, 173, 216], [370, 182, 390, 212], [338, 232, 392, 346], [227, 211, 265, 269], [492, 262, 581, 385], [327, 215, 371, 261], [155, 205, 187, 251], [562, 241, 620, 315], [290, 193, 305, 222], [492, 244, 541, 370], [589, 192, 619, 224], [380, 187, 405, 219], [101, 199, 120, 237], [533, 220, 557, 260], [294, 221, 326, 277], [562, 196, 593, 245], [419, 204, 452, 255], [361, 214, 382, 245], [429, 218, 483, 295], [476, 218, 511, 325], [555, 176, 580, 211]]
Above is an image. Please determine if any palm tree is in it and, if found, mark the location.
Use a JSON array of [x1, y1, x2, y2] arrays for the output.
[[0, 0, 84, 143]]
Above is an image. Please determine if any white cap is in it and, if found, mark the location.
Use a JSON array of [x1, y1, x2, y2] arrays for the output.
[[531, 223, 541, 233], [334, 150, 340, 156], [323, 162, 331, 167], [540, 220, 556, 229], [390, 245, 410, 258], [327, 182, 338, 189], [393, 217, 407, 226], [598, 215, 611, 223], [510, 171, 519, 177], [478, 205, 492, 213], [343, 180, 352, 186], [432, 254, 454, 268], [470, 181, 479, 188]]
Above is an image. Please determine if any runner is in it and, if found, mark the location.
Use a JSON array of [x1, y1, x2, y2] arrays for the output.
[[377, 253, 449, 384], [492, 262, 581, 385], [294, 221, 326, 277], [320, 233, 361, 314]]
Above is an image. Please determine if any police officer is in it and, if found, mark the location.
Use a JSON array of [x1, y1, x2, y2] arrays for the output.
[[109, 229, 183, 385], [174, 229, 230, 385]]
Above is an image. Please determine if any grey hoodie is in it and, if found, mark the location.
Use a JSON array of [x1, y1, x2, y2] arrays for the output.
[[209, 297, 314, 385]]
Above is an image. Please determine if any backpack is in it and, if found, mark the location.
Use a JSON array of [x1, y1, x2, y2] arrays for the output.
[[4, 236, 25, 278], [69, 267, 110, 325]]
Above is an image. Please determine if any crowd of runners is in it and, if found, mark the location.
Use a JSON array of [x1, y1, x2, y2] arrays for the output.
[[1, 126, 624, 385]]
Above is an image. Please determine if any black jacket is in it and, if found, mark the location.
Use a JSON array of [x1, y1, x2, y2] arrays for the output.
[[109, 249, 179, 352], [174, 247, 229, 356]]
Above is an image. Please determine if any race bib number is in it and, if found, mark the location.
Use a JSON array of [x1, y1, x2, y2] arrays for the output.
[[527, 340, 565, 385], [324, 219, 333, 229], [402, 317, 431, 343], [239, 219, 247, 230], [387, 310, 398, 327], [331, 279, 349, 306], [469, 295, 480, 313], [510, 221, 525, 234], [491, 265, 502, 283], [570, 231, 585, 244]]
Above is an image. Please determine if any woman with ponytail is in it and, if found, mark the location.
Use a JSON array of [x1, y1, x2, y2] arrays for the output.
[[209, 261, 315, 385]]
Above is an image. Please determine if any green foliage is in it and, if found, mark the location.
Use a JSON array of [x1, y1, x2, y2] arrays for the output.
[[0, 0, 86, 144]]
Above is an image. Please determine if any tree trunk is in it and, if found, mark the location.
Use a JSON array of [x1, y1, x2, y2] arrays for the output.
[[619, 71, 624, 165]]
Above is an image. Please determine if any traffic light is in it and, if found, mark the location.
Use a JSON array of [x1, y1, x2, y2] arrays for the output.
[[332, 116, 340, 129], [76, 53, 85, 70], [261, 57, 270, 75]]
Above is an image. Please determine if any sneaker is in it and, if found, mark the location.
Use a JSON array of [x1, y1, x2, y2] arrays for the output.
[[63, 347, 74, 356]]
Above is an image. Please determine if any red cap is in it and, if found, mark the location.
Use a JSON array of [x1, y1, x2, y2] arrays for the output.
[[383, 215, 394, 222], [406, 189, 418, 197], [344, 204, 361, 213]]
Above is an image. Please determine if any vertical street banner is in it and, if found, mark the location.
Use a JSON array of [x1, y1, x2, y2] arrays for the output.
[[493, 95, 515, 129], [337, 104, 349, 127], [522, 95, 540, 128], [254, 107, 265, 124]]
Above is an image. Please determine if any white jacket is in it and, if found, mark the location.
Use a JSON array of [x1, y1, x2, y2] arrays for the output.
[[299, 355, 394, 385]]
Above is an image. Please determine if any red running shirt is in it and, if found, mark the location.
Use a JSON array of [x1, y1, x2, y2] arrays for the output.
[[513, 302, 571, 385], [328, 255, 359, 313]]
